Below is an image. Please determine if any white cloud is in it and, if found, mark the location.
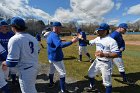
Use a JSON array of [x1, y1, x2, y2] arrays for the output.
[[132, 18, 140, 23], [0, 0, 51, 21], [53, 0, 114, 23], [0, 0, 115, 23], [115, 2, 121, 10], [108, 19, 120, 25], [127, 4, 140, 15], [122, 13, 126, 16]]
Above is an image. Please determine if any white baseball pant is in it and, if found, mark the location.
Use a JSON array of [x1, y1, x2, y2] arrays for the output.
[[79, 46, 88, 55], [0, 64, 7, 88], [18, 66, 38, 93], [113, 57, 125, 72], [49, 60, 66, 78], [88, 58, 112, 86]]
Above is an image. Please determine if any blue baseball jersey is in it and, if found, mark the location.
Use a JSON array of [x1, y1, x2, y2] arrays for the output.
[[0, 31, 14, 51], [0, 43, 7, 61], [36, 33, 41, 41], [110, 31, 125, 57], [47, 32, 72, 62], [79, 31, 87, 46]]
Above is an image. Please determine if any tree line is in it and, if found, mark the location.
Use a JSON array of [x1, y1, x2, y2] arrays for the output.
[[0, 16, 140, 36]]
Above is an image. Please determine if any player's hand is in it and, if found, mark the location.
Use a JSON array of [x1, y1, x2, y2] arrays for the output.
[[95, 51, 104, 57], [77, 34, 83, 40], [71, 37, 78, 43], [120, 48, 124, 52], [61, 39, 66, 42], [2, 61, 7, 71]]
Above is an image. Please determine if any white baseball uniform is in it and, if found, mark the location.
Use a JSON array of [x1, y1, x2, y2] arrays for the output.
[[6, 32, 39, 93], [88, 36, 119, 86], [43, 31, 51, 38]]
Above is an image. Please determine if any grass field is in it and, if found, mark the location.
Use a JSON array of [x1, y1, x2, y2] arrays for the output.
[[39, 35, 140, 93]]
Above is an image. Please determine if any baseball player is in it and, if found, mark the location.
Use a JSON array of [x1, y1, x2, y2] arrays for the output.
[[77, 27, 93, 62], [36, 32, 44, 48], [0, 20, 17, 84], [47, 22, 78, 93], [110, 23, 133, 84], [82, 23, 120, 93], [2, 17, 39, 93], [0, 43, 10, 93], [42, 27, 51, 38]]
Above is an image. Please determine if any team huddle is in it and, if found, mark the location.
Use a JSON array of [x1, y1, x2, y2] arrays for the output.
[[0, 17, 134, 93]]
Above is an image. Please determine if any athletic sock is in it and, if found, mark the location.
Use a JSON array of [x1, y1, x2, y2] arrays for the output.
[[60, 77, 65, 92], [11, 74, 16, 82], [106, 86, 112, 93], [79, 55, 82, 61], [1, 84, 10, 93], [86, 53, 91, 59], [41, 44, 44, 48], [49, 74, 54, 84], [120, 72, 127, 81], [89, 77, 95, 87]]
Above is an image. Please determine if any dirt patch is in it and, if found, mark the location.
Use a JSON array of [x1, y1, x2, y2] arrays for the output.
[[5, 63, 79, 93], [126, 41, 140, 46]]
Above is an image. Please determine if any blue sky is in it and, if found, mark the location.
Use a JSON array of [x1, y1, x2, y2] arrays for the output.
[[28, 0, 140, 24], [0, 0, 140, 24], [104, 0, 140, 23], [29, 0, 70, 16]]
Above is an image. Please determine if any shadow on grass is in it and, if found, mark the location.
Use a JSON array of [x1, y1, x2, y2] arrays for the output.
[[6, 72, 140, 93], [63, 56, 77, 60], [112, 72, 140, 85], [36, 81, 60, 93], [37, 73, 49, 81], [112, 72, 140, 93]]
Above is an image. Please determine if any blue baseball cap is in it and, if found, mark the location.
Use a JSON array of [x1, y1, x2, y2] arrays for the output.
[[96, 23, 110, 31], [10, 17, 27, 29], [118, 23, 128, 29], [52, 22, 62, 27], [0, 20, 8, 27], [77, 27, 82, 33]]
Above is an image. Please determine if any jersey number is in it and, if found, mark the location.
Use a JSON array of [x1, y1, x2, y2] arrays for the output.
[[29, 42, 34, 54]]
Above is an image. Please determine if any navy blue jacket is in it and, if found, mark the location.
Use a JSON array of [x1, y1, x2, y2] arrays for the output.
[[0, 31, 14, 61], [0, 31, 14, 51], [79, 31, 87, 46], [36, 33, 41, 41], [47, 32, 73, 62], [110, 31, 125, 57]]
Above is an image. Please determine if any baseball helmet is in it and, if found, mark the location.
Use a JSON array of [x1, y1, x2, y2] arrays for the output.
[[96, 23, 110, 31], [10, 17, 27, 29], [77, 27, 82, 33], [118, 23, 128, 29], [52, 22, 62, 27], [0, 20, 8, 27]]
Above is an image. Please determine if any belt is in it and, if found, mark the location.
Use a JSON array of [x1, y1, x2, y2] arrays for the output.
[[24, 66, 33, 70], [97, 59, 109, 62]]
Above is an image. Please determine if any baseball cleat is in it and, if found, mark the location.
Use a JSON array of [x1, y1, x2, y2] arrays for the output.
[[123, 78, 135, 85], [84, 86, 99, 92], [48, 82, 55, 88], [78, 59, 82, 62], [58, 89, 70, 93]]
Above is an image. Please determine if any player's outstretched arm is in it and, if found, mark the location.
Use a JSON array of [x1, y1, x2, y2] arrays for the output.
[[77, 34, 90, 45]]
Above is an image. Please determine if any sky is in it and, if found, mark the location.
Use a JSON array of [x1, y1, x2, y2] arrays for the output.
[[0, 0, 140, 25]]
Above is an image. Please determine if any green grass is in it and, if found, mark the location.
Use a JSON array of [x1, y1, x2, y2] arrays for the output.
[[39, 36, 140, 93]]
